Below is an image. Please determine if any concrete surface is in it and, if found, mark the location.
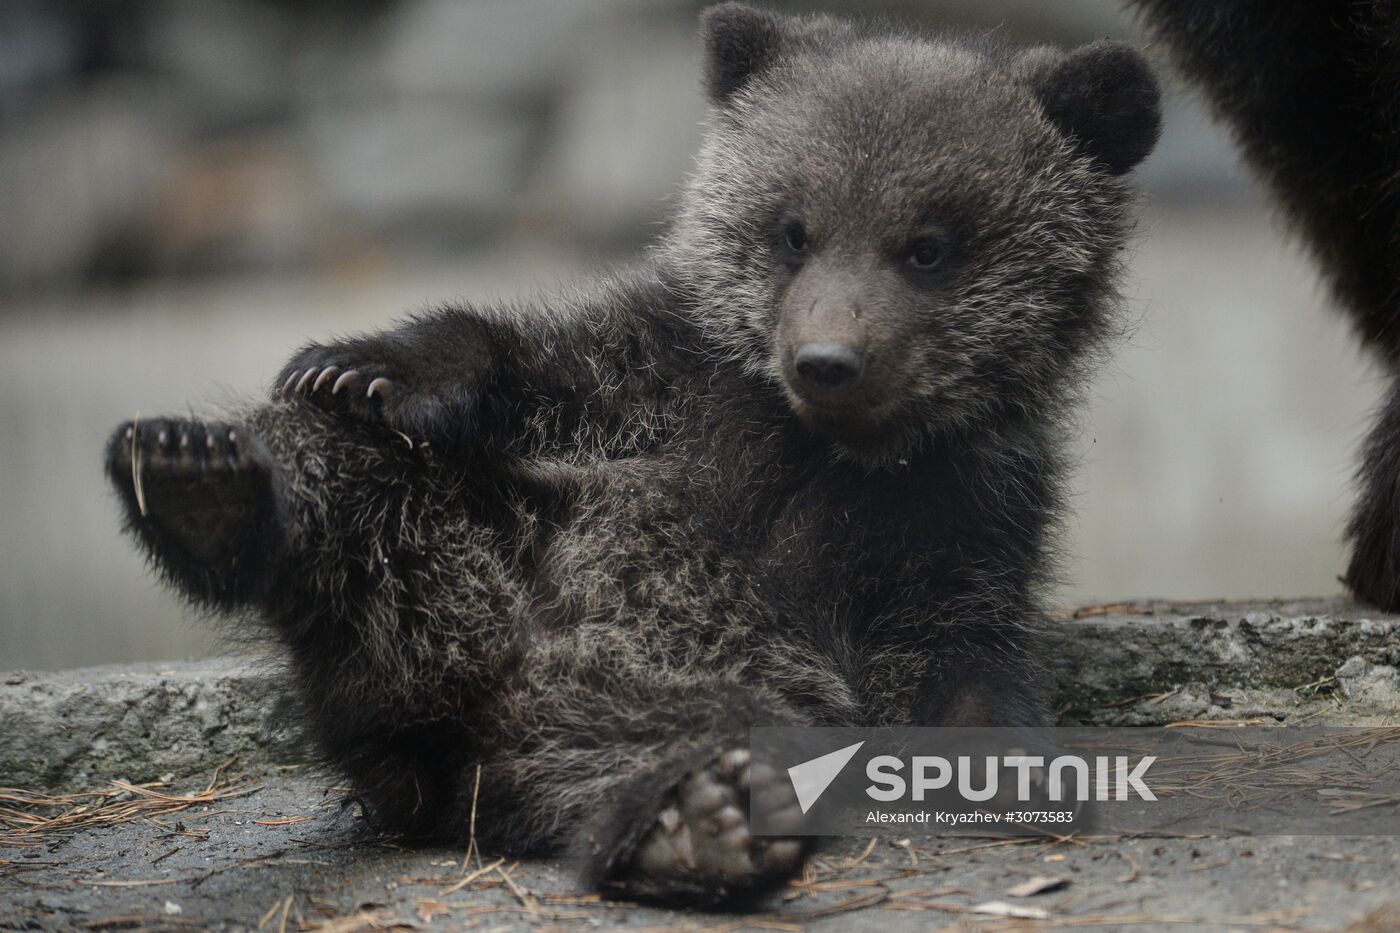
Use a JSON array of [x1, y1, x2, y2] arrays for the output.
[[3, 600, 1399, 932], [4, 768, 1399, 933], [4, 600, 1398, 792], [0, 657, 291, 793], [1052, 598, 1400, 726]]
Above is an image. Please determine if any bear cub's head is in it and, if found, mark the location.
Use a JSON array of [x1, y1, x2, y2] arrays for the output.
[[671, 3, 1161, 461]]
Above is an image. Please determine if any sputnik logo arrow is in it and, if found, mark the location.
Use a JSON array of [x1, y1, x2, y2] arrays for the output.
[[787, 741, 865, 813]]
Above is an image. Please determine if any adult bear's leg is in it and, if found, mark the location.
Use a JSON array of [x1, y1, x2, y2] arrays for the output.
[[1128, 0, 1400, 609], [1345, 379, 1400, 610]]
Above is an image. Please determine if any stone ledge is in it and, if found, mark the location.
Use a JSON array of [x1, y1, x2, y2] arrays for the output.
[[1052, 597, 1400, 724], [3, 599, 1398, 790], [0, 656, 291, 791]]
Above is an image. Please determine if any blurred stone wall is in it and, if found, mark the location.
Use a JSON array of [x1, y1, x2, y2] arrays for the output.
[[0, 0, 1238, 299], [0, 0, 706, 296]]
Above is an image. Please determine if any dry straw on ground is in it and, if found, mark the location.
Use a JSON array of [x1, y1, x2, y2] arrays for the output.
[[0, 757, 260, 849]]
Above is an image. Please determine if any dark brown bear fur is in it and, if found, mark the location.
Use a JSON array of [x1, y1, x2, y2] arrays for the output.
[[104, 4, 1159, 907], [1128, 0, 1400, 611]]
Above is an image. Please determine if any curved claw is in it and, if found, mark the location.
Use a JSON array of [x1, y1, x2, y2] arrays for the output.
[[294, 366, 318, 393], [332, 369, 360, 395], [366, 377, 394, 399], [312, 365, 340, 392], [281, 371, 299, 393]]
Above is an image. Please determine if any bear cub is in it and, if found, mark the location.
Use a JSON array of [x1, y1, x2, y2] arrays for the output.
[[105, 3, 1159, 907]]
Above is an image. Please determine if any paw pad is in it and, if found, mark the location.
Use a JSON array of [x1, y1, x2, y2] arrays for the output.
[[618, 747, 808, 900], [104, 416, 282, 597]]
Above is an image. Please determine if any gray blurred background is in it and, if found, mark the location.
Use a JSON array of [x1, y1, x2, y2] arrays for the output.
[[0, 0, 1383, 668]]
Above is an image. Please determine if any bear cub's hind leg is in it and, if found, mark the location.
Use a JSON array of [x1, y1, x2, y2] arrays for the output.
[[602, 748, 809, 905], [105, 417, 286, 605]]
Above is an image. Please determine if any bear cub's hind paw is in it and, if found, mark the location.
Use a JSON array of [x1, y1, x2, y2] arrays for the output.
[[608, 748, 809, 905], [105, 417, 284, 603]]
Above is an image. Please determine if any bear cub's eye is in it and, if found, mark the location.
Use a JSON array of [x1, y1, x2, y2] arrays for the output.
[[783, 220, 810, 254], [906, 237, 947, 272]]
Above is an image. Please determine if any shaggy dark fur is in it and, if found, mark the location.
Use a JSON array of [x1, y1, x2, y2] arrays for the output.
[[104, 3, 1159, 906], [1128, 0, 1400, 610]]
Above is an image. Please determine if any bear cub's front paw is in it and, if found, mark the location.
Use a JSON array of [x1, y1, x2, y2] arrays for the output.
[[608, 748, 809, 905], [279, 346, 399, 418], [277, 343, 479, 447]]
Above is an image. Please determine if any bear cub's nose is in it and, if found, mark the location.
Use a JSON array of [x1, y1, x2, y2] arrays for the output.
[[793, 342, 864, 391]]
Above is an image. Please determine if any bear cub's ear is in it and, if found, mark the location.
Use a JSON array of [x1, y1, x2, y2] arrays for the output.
[[700, 2, 786, 103], [1024, 41, 1162, 176]]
